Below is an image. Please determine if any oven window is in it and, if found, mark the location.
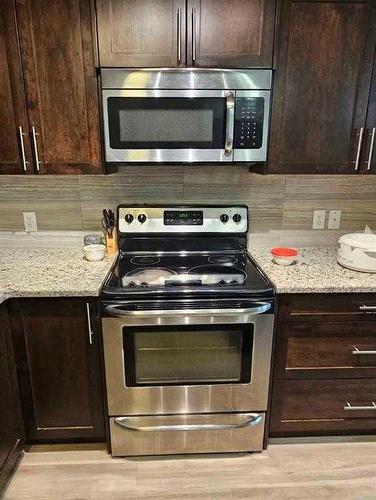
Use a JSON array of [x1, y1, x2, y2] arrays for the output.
[[123, 324, 253, 386], [107, 97, 226, 149]]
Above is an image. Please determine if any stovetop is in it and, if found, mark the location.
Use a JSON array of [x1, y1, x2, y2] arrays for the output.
[[102, 238, 274, 300]]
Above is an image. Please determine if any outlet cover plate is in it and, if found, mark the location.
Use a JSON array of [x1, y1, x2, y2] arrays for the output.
[[313, 210, 326, 230], [23, 212, 38, 232], [328, 210, 341, 230]]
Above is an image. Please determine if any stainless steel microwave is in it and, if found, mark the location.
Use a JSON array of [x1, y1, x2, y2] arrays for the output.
[[101, 69, 272, 164]]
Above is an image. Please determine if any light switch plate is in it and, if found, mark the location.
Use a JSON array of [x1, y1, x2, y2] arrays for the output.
[[328, 210, 341, 230], [313, 210, 326, 230], [23, 212, 38, 232]]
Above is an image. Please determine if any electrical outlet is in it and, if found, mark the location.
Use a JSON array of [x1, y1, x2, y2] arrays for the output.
[[328, 210, 341, 230], [23, 212, 38, 232], [312, 210, 326, 230]]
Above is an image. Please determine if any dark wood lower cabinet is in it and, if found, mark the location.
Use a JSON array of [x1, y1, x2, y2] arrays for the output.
[[270, 293, 376, 438], [9, 298, 105, 442], [0, 304, 24, 493]]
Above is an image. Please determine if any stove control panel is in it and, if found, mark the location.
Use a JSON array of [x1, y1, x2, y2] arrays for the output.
[[118, 206, 248, 234]]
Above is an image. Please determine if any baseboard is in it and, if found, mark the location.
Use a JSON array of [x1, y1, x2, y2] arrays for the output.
[[269, 435, 376, 445], [0, 439, 24, 496]]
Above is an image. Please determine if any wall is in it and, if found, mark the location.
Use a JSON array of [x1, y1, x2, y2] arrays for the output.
[[1, 166, 376, 246]]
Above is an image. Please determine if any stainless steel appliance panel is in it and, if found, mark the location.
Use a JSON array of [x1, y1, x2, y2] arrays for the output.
[[101, 68, 272, 91], [102, 310, 274, 416], [110, 413, 265, 456]]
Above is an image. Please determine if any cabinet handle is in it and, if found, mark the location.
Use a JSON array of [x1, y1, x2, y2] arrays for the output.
[[86, 302, 94, 344], [344, 401, 376, 411], [192, 8, 197, 64], [354, 127, 365, 171], [18, 126, 28, 172], [31, 126, 41, 172], [177, 8, 182, 64], [352, 346, 376, 355], [359, 304, 376, 312], [366, 127, 376, 171]]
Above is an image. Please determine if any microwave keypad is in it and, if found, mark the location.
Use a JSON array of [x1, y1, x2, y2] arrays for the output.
[[234, 97, 264, 149]]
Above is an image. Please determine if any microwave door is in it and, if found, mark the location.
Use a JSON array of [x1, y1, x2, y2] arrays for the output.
[[102, 89, 235, 163]]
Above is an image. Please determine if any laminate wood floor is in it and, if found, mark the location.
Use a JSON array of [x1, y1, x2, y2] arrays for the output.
[[3, 442, 376, 500]]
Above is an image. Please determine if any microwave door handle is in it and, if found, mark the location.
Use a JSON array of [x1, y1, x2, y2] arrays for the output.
[[105, 302, 271, 318], [224, 92, 235, 156]]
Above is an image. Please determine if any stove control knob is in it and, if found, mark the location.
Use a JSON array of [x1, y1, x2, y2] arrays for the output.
[[124, 213, 134, 224], [233, 214, 242, 223], [138, 214, 147, 224], [220, 214, 229, 223]]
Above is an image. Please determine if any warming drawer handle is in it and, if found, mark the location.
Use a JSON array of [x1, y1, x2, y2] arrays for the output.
[[114, 413, 262, 432], [105, 302, 271, 318], [344, 401, 376, 411], [352, 346, 376, 355]]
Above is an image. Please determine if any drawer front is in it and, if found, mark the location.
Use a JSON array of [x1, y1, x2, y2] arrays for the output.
[[275, 322, 376, 379], [278, 294, 376, 323], [270, 379, 376, 436], [110, 413, 265, 456]]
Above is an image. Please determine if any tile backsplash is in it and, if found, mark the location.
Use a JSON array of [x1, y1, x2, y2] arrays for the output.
[[1, 166, 375, 245]]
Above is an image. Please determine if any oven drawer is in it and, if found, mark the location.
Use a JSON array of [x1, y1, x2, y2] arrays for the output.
[[109, 413, 265, 456]]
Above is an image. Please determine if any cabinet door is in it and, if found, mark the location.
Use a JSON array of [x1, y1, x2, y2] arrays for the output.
[[0, 305, 23, 491], [362, 56, 376, 174], [10, 298, 105, 441], [187, 0, 276, 68], [0, 0, 32, 174], [96, 0, 186, 67], [268, 0, 376, 174], [15, 0, 102, 174]]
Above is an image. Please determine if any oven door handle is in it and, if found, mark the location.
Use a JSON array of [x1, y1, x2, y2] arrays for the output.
[[114, 413, 262, 432], [105, 302, 271, 318]]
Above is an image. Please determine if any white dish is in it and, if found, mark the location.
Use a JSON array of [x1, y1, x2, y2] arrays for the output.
[[273, 255, 296, 266], [83, 244, 106, 262], [337, 233, 376, 273]]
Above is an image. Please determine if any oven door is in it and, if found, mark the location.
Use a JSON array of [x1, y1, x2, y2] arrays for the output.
[[102, 90, 235, 163], [102, 300, 274, 416]]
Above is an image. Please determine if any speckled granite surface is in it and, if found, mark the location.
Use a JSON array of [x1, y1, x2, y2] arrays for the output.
[[0, 249, 116, 305], [250, 247, 376, 294]]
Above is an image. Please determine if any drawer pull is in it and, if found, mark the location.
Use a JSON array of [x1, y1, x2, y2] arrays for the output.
[[344, 401, 376, 411], [359, 305, 376, 312], [352, 346, 376, 355]]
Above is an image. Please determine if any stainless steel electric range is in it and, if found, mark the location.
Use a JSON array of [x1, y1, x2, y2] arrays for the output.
[[101, 205, 275, 456]]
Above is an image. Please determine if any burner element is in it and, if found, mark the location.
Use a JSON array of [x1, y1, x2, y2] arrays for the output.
[[188, 265, 247, 286], [208, 255, 238, 264], [130, 256, 161, 265], [123, 268, 175, 287]]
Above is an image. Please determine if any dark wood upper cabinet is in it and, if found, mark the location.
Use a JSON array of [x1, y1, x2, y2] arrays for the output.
[[96, 0, 187, 67], [10, 298, 105, 442], [0, 0, 32, 174], [361, 52, 376, 174], [0, 304, 24, 492], [268, 0, 376, 174], [96, 0, 276, 68], [11, 0, 102, 174], [186, 0, 276, 68]]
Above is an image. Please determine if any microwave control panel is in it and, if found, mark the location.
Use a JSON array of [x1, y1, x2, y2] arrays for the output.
[[234, 97, 264, 149]]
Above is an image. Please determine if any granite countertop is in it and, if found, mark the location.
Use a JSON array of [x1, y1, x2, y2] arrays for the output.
[[250, 247, 376, 294], [0, 248, 116, 305]]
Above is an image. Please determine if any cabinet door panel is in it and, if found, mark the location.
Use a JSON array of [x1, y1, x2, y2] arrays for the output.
[[15, 0, 102, 174], [96, 0, 186, 67], [0, 305, 23, 490], [187, 0, 276, 68], [0, 0, 32, 174], [10, 298, 104, 441], [269, 0, 376, 173], [362, 57, 376, 174]]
